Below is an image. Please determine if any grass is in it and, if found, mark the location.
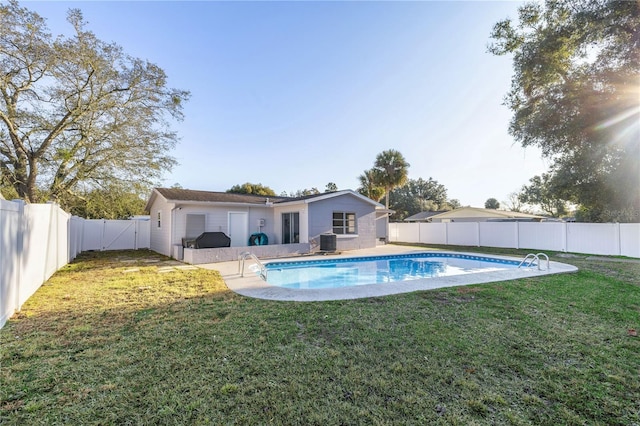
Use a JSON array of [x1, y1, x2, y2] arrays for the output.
[[1, 246, 639, 425]]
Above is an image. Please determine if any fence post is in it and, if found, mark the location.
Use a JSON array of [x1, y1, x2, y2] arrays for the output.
[[12, 200, 25, 315], [445, 222, 449, 246], [101, 219, 106, 251], [135, 220, 139, 250]]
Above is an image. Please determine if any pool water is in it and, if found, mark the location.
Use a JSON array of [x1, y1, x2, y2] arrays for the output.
[[264, 253, 520, 290]]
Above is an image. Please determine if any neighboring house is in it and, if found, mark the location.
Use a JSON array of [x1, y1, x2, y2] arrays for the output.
[[145, 188, 391, 263], [415, 207, 544, 223], [404, 211, 449, 222]]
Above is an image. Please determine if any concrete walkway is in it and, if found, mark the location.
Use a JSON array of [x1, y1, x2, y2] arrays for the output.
[[198, 245, 578, 302]]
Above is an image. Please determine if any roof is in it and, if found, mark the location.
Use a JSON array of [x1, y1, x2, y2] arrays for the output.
[[404, 211, 449, 222], [427, 207, 543, 221], [145, 188, 383, 211], [154, 188, 289, 204]]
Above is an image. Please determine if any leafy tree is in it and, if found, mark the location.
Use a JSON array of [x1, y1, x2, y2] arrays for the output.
[[518, 173, 568, 218], [489, 0, 639, 222], [0, 1, 188, 209], [357, 169, 385, 202], [484, 198, 500, 210], [325, 182, 338, 192], [60, 183, 147, 219], [227, 183, 276, 196], [372, 149, 410, 209], [388, 177, 449, 220], [280, 188, 321, 197], [445, 199, 462, 210]]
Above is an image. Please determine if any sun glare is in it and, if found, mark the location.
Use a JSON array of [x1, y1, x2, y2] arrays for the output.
[[594, 81, 640, 147]]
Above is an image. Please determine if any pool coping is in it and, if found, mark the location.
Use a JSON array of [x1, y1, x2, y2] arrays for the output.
[[198, 245, 579, 301]]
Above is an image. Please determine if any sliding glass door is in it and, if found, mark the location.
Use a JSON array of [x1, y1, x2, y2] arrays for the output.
[[281, 212, 299, 244]]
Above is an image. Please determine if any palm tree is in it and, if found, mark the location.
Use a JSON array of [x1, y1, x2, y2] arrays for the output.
[[357, 169, 385, 202], [373, 149, 410, 208]]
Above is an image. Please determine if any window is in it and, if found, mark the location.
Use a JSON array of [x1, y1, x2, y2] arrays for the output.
[[333, 212, 356, 234], [157, 211, 161, 228], [185, 214, 205, 238]]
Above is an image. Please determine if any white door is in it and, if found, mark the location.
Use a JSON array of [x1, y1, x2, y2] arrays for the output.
[[228, 212, 248, 247]]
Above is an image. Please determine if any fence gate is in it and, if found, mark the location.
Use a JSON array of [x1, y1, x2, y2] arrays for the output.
[[81, 219, 149, 251]]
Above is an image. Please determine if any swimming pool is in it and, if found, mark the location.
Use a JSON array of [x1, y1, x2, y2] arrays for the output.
[[212, 248, 578, 302], [265, 253, 521, 289]]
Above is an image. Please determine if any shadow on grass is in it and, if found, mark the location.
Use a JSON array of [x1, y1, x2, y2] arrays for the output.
[[1, 249, 640, 425]]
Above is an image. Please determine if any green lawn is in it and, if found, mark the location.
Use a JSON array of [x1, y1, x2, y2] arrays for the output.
[[1, 246, 639, 425]]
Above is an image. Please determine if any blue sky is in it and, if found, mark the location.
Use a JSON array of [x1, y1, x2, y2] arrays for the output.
[[26, 0, 549, 207]]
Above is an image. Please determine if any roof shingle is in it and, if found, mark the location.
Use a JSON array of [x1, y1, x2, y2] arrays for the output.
[[155, 188, 290, 204]]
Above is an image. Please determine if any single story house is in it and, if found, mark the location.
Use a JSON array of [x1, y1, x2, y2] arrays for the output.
[[408, 207, 544, 223], [145, 188, 392, 264], [404, 211, 449, 222]]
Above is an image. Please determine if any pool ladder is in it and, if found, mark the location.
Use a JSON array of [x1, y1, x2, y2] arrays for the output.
[[518, 253, 550, 270], [238, 251, 267, 279]]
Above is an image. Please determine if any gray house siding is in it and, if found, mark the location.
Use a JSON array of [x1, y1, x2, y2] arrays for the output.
[[146, 188, 384, 261], [307, 194, 377, 251]]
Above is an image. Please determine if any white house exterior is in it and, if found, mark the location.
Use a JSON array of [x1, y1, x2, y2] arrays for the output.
[[145, 188, 390, 263]]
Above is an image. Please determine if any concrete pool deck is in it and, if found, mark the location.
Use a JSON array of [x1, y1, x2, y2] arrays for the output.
[[198, 245, 579, 301]]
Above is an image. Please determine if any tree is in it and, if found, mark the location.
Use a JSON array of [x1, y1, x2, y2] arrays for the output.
[[518, 173, 568, 218], [281, 188, 320, 197], [357, 168, 385, 202], [227, 183, 276, 196], [503, 191, 524, 212], [325, 182, 338, 192], [388, 177, 449, 220], [445, 199, 462, 210], [489, 0, 639, 222], [372, 149, 410, 209], [484, 198, 500, 209], [61, 183, 147, 219], [0, 1, 189, 209]]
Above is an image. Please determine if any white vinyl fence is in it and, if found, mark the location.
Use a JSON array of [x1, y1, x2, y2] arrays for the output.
[[389, 222, 640, 258], [1, 199, 150, 328]]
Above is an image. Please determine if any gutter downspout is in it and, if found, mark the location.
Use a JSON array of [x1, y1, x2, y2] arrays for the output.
[[171, 204, 178, 257]]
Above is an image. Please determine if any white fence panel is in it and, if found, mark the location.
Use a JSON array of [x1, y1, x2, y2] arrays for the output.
[[620, 224, 640, 258], [103, 220, 137, 250], [0, 201, 20, 327], [56, 208, 70, 268], [136, 220, 150, 249], [69, 216, 84, 259], [21, 205, 57, 307], [479, 222, 518, 248], [420, 223, 448, 245], [82, 219, 105, 251], [567, 223, 619, 256], [447, 223, 479, 246], [518, 222, 566, 251], [391, 222, 421, 243], [390, 221, 639, 258]]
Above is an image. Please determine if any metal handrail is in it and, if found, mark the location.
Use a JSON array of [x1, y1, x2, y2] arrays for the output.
[[238, 251, 267, 279], [536, 253, 550, 270], [518, 253, 537, 268], [518, 252, 550, 271]]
